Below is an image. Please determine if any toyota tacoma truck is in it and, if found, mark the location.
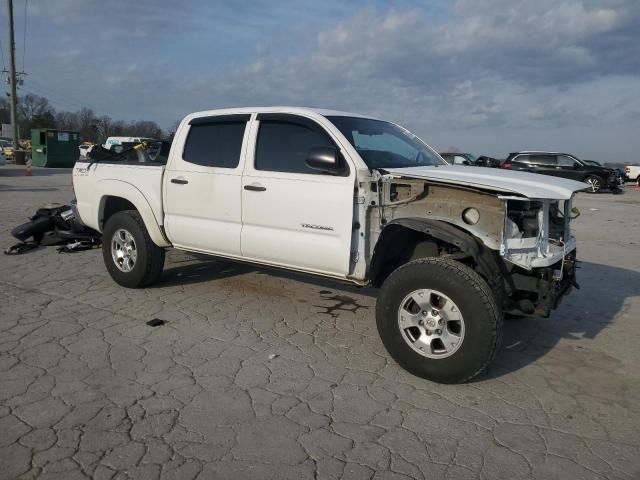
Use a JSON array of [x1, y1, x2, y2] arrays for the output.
[[73, 107, 586, 383]]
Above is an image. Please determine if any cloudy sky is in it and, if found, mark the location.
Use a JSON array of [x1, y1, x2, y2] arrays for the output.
[[2, 0, 639, 160]]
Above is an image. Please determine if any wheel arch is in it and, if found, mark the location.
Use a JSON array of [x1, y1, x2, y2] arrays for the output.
[[97, 180, 171, 247], [369, 218, 509, 298]]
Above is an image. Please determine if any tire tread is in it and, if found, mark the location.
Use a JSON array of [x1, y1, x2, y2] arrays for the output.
[[102, 210, 165, 288], [377, 257, 502, 383]]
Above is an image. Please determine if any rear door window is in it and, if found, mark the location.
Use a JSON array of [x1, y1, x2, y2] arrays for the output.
[[183, 120, 247, 168]]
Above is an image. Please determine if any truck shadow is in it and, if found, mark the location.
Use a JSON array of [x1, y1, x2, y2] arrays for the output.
[[485, 260, 639, 380], [156, 257, 256, 286], [156, 254, 376, 297], [0, 186, 60, 192], [156, 256, 635, 380]]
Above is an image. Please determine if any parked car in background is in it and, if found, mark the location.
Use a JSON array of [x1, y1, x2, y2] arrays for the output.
[[0, 139, 10, 165], [439, 152, 476, 165], [103, 136, 157, 150], [625, 165, 640, 186], [439, 153, 500, 168], [501, 151, 620, 193], [582, 160, 625, 185], [476, 155, 502, 168]]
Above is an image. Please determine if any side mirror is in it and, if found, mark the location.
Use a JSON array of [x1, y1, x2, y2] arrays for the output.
[[306, 146, 342, 174]]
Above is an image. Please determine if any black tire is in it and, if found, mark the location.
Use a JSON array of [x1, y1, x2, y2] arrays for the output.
[[583, 175, 603, 193], [376, 258, 502, 383], [102, 210, 165, 288]]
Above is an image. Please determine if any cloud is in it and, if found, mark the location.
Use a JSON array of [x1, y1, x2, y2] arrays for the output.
[[187, 0, 640, 130], [7, 0, 640, 159]]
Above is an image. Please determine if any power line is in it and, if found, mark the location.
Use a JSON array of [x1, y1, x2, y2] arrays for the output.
[[22, 88, 87, 112], [22, 85, 115, 118], [28, 77, 115, 116], [25, 82, 87, 110]]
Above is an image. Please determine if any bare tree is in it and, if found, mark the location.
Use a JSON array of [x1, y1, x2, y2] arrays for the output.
[[55, 111, 79, 131], [18, 94, 57, 131], [96, 115, 113, 141], [129, 120, 163, 139], [6, 93, 174, 143], [75, 108, 99, 142], [18, 94, 54, 121], [164, 119, 181, 141]]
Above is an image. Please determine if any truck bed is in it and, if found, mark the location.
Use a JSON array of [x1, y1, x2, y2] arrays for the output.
[[73, 161, 166, 234]]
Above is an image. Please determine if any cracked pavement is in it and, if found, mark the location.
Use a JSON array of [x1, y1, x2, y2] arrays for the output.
[[1, 165, 639, 479]]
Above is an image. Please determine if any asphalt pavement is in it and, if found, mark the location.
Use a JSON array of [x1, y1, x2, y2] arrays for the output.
[[1, 165, 639, 479]]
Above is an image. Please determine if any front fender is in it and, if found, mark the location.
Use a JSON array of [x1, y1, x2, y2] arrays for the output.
[[370, 218, 511, 298], [96, 179, 171, 247]]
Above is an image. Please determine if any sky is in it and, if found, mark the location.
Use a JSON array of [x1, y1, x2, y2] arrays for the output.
[[1, 0, 639, 161]]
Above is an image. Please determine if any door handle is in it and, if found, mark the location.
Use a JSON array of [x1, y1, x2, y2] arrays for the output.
[[244, 184, 266, 192], [171, 178, 188, 185]]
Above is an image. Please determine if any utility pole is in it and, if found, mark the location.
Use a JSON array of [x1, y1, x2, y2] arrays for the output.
[[6, 0, 19, 150]]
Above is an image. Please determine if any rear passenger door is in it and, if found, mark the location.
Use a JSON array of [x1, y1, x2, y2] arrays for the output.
[[240, 114, 355, 276], [164, 114, 250, 256], [532, 155, 561, 177]]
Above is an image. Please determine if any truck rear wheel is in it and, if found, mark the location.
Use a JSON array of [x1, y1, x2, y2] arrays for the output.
[[376, 258, 502, 383], [102, 210, 165, 288]]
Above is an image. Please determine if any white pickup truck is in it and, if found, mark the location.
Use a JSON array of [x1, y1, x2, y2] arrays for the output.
[[73, 107, 586, 383], [624, 165, 640, 185]]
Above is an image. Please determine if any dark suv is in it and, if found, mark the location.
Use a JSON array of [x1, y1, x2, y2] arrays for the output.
[[501, 151, 619, 193]]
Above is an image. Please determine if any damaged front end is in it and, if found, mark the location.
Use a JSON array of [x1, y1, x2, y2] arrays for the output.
[[369, 170, 582, 318], [501, 197, 579, 317]]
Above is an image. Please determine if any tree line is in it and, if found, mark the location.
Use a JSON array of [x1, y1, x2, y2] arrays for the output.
[[0, 94, 176, 143]]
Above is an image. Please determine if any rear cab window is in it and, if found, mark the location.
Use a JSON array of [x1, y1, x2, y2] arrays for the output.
[[183, 115, 250, 168]]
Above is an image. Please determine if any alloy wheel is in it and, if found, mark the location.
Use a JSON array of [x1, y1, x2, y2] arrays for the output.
[[111, 228, 137, 272], [397, 289, 465, 359]]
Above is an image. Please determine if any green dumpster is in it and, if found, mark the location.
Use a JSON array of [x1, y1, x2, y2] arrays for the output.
[[31, 129, 80, 168]]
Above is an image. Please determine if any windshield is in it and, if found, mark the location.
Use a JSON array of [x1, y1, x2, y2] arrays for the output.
[[327, 116, 446, 169]]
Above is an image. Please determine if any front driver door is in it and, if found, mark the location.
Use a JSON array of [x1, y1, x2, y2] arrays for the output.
[[240, 114, 355, 277]]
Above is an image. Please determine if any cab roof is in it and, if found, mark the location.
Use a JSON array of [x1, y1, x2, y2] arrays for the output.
[[186, 106, 378, 121]]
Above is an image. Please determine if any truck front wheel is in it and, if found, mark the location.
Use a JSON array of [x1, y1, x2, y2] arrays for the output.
[[102, 210, 165, 288], [376, 258, 502, 383]]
